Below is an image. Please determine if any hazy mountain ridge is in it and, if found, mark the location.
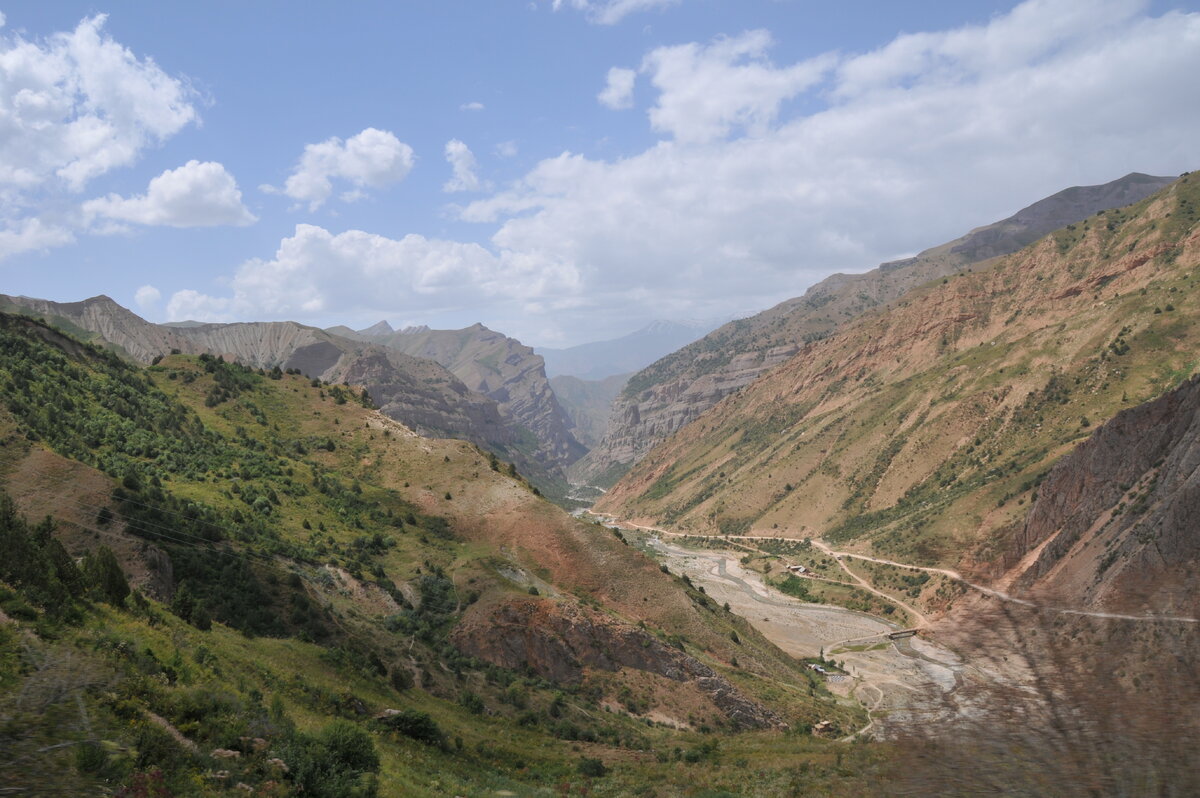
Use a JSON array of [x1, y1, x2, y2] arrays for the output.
[[549, 372, 631, 450], [539, 319, 715, 381], [574, 173, 1177, 488], [597, 173, 1200, 581]]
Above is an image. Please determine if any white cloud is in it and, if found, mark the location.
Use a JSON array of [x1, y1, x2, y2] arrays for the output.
[[134, 284, 161, 310], [496, 141, 519, 158], [598, 67, 636, 110], [267, 127, 415, 211], [0, 217, 74, 261], [443, 139, 487, 193], [642, 30, 834, 143], [0, 14, 196, 199], [167, 223, 581, 324], [460, 101, 485, 111], [171, 0, 1200, 346], [456, 0, 1200, 342], [82, 160, 256, 227], [548, 0, 680, 25]]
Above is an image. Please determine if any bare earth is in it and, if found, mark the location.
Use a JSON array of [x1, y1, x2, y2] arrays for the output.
[[646, 536, 966, 736]]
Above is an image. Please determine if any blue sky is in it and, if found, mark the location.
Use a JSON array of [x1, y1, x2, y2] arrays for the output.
[[2, 0, 1199, 347]]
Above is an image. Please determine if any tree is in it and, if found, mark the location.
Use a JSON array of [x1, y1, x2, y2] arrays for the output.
[[81, 546, 130, 606]]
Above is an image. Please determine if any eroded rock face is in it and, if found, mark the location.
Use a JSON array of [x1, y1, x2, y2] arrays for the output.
[[349, 323, 586, 473], [451, 598, 783, 729], [1010, 375, 1200, 614], [574, 173, 1176, 487]]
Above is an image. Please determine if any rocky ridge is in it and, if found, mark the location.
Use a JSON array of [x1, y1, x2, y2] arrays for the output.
[[573, 173, 1177, 487]]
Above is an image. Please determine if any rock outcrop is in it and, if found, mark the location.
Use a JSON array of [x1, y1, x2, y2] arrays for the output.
[[574, 173, 1177, 487], [344, 323, 585, 473], [452, 597, 784, 729], [1006, 375, 1200, 615]]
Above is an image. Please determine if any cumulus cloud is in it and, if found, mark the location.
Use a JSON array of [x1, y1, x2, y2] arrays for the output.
[[166, 223, 581, 324], [0, 14, 196, 198], [82, 160, 256, 227], [266, 128, 414, 211], [548, 0, 681, 25], [460, 101, 485, 111], [443, 139, 487, 193], [598, 67, 636, 109], [0, 218, 74, 261], [642, 30, 834, 143], [457, 0, 1200, 341], [134, 284, 161, 310]]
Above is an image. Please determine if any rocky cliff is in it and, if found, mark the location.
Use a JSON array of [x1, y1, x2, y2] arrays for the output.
[[1003, 375, 1200, 615], [343, 322, 585, 474], [574, 173, 1177, 487]]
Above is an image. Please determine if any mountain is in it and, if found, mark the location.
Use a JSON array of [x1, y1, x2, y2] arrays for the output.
[[338, 322, 586, 474], [548, 372, 631, 450], [539, 319, 716, 381], [0, 312, 861, 795], [0, 295, 576, 495], [574, 173, 1178, 488], [597, 173, 1200, 571]]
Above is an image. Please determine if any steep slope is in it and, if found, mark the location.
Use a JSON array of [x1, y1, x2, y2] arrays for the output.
[[575, 173, 1177, 487], [998, 374, 1200, 616], [343, 322, 586, 473], [539, 319, 714, 380], [598, 173, 1200, 570], [0, 314, 861, 795], [549, 372, 630, 450]]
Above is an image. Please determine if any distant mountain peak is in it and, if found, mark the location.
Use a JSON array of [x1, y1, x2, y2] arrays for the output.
[[357, 320, 395, 336]]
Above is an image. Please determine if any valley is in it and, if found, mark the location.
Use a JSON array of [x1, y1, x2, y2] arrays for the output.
[[3, 172, 1199, 796]]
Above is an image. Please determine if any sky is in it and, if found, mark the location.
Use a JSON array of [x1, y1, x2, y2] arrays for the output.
[[1, 0, 1199, 348]]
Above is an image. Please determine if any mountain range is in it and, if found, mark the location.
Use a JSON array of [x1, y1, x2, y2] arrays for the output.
[[573, 172, 1178, 488]]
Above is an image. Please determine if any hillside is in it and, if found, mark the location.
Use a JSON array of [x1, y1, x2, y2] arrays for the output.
[[574, 173, 1177, 487], [337, 322, 586, 473], [0, 296, 574, 497], [0, 313, 868, 796], [598, 173, 1200, 573]]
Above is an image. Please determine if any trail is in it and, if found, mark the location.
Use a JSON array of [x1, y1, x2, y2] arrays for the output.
[[590, 515, 1199, 624]]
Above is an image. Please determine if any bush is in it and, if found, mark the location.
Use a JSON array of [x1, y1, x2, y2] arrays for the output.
[[578, 756, 608, 777], [377, 709, 445, 747]]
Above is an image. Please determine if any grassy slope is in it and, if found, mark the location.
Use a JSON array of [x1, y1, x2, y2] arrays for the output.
[[600, 174, 1200, 574], [0, 315, 870, 796]]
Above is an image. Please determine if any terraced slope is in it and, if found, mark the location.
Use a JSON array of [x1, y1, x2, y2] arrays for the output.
[[598, 173, 1200, 571]]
